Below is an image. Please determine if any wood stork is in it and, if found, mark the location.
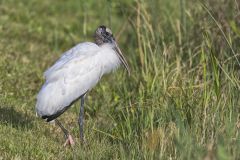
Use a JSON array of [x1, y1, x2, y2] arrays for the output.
[[36, 25, 130, 146]]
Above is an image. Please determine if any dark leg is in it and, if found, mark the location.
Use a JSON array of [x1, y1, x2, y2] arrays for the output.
[[79, 96, 85, 142], [55, 119, 74, 146], [55, 119, 69, 138]]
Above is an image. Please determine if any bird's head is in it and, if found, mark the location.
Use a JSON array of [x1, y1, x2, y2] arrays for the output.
[[95, 25, 130, 75], [95, 25, 114, 45]]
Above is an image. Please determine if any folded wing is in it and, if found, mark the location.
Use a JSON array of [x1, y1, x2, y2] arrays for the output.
[[36, 42, 102, 117]]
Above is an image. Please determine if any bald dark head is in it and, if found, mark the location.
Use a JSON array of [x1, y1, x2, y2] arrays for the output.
[[95, 25, 114, 46]]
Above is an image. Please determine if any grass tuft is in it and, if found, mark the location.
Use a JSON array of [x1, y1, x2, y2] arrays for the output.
[[0, 0, 240, 159]]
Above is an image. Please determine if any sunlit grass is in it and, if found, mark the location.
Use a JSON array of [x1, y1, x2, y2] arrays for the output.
[[0, 0, 240, 159]]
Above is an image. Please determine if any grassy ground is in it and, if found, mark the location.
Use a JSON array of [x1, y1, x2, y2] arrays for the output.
[[0, 0, 240, 159]]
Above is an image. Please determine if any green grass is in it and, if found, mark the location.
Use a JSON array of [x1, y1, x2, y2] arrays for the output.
[[0, 0, 240, 159]]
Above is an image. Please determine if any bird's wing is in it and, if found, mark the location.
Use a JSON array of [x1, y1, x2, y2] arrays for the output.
[[36, 42, 103, 116], [44, 42, 99, 81]]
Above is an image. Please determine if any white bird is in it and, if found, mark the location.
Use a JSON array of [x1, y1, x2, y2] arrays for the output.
[[36, 25, 130, 146]]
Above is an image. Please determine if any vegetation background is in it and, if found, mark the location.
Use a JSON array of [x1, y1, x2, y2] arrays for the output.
[[0, 0, 240, 159]]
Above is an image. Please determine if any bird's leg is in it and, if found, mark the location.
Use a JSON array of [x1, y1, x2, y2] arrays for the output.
[[55, 119, 74, 147], [79, 95, 85, 142]]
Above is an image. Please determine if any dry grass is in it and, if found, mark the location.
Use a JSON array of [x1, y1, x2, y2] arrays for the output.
[[0, 0, 240, 159]]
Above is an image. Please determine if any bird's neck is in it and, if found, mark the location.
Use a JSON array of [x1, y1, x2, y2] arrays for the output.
[[98, 44, 121, 75], [95, 35, 106, 46]]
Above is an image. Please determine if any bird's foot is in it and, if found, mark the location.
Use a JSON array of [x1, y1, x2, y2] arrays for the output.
[[64, 134, 75, 147]]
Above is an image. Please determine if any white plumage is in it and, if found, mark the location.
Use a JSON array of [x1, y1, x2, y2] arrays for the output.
[[36, 42, 121, 117], [36, 26, 129, 145]]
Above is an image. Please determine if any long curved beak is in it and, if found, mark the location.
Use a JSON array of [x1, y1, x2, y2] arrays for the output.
[[113, 41, 130, 76]]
